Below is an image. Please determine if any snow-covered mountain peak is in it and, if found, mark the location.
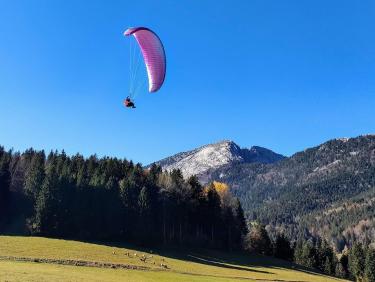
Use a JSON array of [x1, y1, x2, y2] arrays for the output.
[[148, 141, 285, 181]]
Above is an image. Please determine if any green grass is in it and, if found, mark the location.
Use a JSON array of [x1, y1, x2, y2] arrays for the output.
[[0, 260, 240, 282], [0, 236, 347, 282]]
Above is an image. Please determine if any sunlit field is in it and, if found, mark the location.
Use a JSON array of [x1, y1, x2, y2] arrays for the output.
[[0, 236, 347, 282]]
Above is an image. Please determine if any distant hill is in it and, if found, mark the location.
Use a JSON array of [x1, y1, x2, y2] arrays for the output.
[[150, 135, 375, 250], [209, 135, 375, 250], [148, 140, 285, 182]]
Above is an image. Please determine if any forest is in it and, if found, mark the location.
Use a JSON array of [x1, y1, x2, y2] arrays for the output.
[[1, 145, 375, 281], [0, 146, 247, 249]]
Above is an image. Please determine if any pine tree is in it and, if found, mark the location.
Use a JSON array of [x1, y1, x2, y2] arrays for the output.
[[187, 176, 204, 243], [0, 156, 11, 221], [222, 206, 235, 250], [119, 178, 137, 237], [187, 176, 203, 200], [349, 242, 365, 281], [365, 248, 375, 282], [138, 186, 151, 218], [148, 163, 161, 183], [274, 233, 293, 261], [317, 239, 335, 274], [294, 240, 304, 265], [32, 164, 59, 236], [170, 169, 184, 186], [294, 240, 316, 269], [24, 152, 45, 200], [206, 183, 221, 245], [335, 260, 347, 279], [324, 256, 333, 275], [105, 176, 117, 191], [234, 199, 248, 236]]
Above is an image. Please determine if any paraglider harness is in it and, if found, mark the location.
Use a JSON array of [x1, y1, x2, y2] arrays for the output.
[[124, 96, 136, 108]]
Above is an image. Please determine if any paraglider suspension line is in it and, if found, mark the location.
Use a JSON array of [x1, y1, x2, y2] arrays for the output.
[[129, 38, 146, 99]]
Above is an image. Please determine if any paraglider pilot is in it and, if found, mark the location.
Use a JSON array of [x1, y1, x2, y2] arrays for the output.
[[124, 96, 136, 108]]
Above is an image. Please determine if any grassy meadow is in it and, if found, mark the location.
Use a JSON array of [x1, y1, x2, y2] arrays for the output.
[[0, 236, 347, 282]]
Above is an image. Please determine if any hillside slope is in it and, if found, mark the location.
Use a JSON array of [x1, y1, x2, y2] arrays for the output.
[[209, 135, 375, 249], [0, 236, 346, 282]]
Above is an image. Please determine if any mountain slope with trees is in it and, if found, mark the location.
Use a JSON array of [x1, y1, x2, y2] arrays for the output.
[[209, 135, 375, 250]]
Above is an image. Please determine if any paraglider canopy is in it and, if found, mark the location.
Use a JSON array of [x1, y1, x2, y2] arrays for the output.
[[124, 27, 166, 93]]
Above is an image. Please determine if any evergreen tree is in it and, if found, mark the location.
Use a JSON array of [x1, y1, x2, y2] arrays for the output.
[[274, 233, 293, 261], [119, 175, 142, 239], [324, 256, 333, 275], [317, 239, 335, 274], [137, 186, 153, 244], [206, 183, 221, 245], [349, 242, 365, 281], [0, 155, 11, 193], [187, 176, 204, 244], [148, 163, 161, 183], [24, 152, 45, 200], [32, 164, 60, 236], [365, 248, 375, 282], [340, 252, 349, 276], [170, 169, 184, 186], [222, 206, 235, 250], [187, 176, 203, 200], [335, 260, 347, 279], [234, 198, 248, 237], [0, 156, 11, 222], [73, 154, 86, 187], [294, 240, 316, 268]]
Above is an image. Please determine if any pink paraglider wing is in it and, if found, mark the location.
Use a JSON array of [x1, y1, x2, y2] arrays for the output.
[[124, 27, 166, 92]]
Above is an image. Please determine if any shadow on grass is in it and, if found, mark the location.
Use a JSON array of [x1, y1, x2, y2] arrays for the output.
[[185, 254, 271, 274], [84, 240, 339, 280]]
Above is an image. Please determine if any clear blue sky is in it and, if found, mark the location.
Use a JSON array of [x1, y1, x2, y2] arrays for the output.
[[1, 0, 374, 164]]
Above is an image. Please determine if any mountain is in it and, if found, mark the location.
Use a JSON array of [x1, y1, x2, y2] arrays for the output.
[[148, 140, 285, 182], [208, 135, 375, 250], [149, 135, 375, 250]]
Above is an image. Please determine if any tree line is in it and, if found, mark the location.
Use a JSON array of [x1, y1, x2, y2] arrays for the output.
[[244, 223, 375, 281], [0, 146, 247, 249]]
